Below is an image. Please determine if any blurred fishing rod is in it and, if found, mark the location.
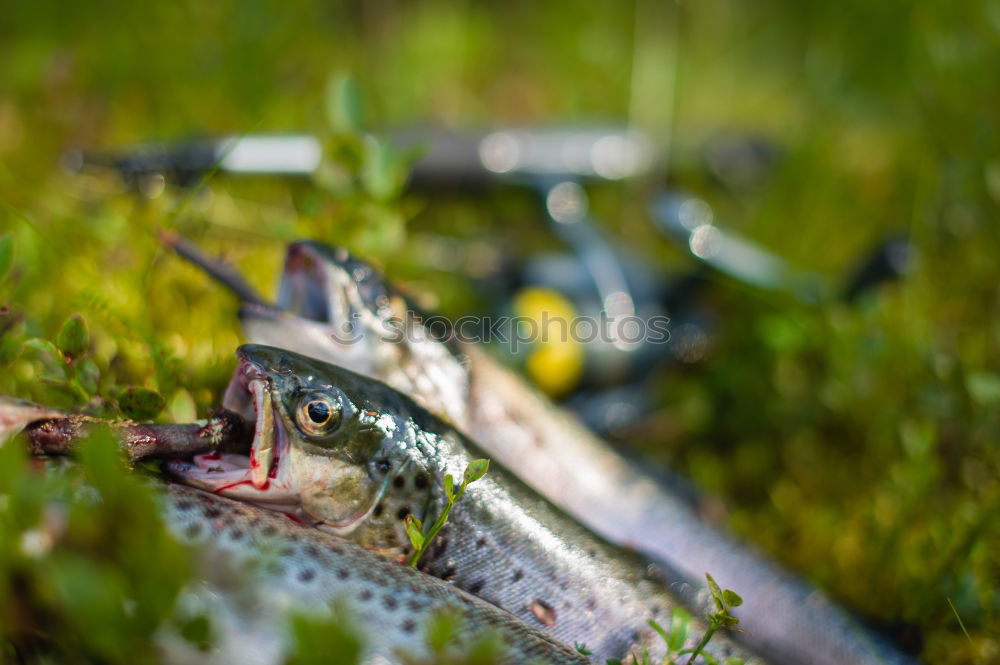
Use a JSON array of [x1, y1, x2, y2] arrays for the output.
[[67, 128, 914, 431]]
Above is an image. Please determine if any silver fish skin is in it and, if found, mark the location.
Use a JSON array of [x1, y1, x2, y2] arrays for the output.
[[0, 398, 588, 665], [167, 345, 766, 665], [160, 483, 590, 665], [236, 242, 918, 665]]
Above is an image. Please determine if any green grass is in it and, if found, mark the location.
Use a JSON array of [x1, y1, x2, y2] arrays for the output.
[[0, 1, 998, 663]]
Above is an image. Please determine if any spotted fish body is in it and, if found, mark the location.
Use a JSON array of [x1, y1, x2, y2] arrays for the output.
[[168, 346, 765, 665], [234, 242, 917, 665], [163, 483, 590, 665]]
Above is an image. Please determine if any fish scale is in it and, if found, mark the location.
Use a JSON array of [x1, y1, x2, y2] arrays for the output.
[[161, 483, 590, 665]]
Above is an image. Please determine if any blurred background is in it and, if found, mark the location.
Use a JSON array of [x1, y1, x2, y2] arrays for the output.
[[0, 1, 998, 663]]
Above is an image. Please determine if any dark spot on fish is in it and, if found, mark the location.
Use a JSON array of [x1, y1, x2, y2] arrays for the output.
[[336, 568, 350, 580], [407, 598, 423, 611], [329, 544, 343, 555], [304, 545, 320, 557], [359, 589, 373, 601], [261, 525, 277, 537], [176, 501, 194, 512], [229, 529, 244, 541], [202, 506, 222, 519], [631, 630, 641, 643], [184, 523, 202, 539], [586, 597, 597, 611], [475, 536, 487, 549], [373, 503, 384, 517], [401, 619, 416, 633], [432, 538, 448, 557], [468, 579, 486, 594], [393, 475, 405, 489], [442, 566, 457, 580], [396, 506, 410, 520], [384, 596, 398, 611], [652, 605, 662, 616], [414, 473, 428, 489], [298, 569, 316, 583], [402, 546, 410, 556], [376, 459, 391, 473], [559, 580, 568, 591], [279, 545, 296, 557], [530, 599, 557, 627], [512, 569, 524, 582]]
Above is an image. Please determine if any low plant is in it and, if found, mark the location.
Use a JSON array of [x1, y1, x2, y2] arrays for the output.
[[404, 459, 490, 568]]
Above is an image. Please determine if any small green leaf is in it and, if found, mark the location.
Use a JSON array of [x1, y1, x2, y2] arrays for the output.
[[443, 474, 456, 501], [76, 358, 101, 395], [574, 642, 592, 656], [325, 71, 364, 133], [404, 514, 425, 550], [57, 314, 89, 359], [0, 234, 12, 282], [425, 609, 460, 653], [722, 590, 743, 608], [117, 387, 165, 422], [668, 608, 691, 651], [361, 135, 402, 201], [23, 337, 62, 359], [463, 458, 490, 485], [706, 573, 726, 611], [647, 618, 671, 647]]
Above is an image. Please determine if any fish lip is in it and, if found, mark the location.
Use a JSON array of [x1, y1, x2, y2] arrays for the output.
[[165, 354, 299, 506], [282, 242, 375, 329], [279, 242, 338, 323]]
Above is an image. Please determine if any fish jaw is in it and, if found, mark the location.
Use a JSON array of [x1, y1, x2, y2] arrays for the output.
[[165, 356, 298, 507]]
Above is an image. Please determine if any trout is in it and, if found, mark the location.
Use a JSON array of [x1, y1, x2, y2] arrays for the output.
[[166, 344, 765, 665], [0, 398, 589, 665], [221, 241, 916, 665]]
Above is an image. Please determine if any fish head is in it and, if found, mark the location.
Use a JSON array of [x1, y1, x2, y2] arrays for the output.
[[167, 344, 439, 553], [240, 242, 470, 426]]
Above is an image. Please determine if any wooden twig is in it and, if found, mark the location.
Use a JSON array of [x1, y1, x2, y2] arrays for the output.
[[23, 409, 252, 463]]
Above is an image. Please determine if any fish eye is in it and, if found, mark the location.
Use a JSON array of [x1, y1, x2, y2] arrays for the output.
[[296, 393, 342, 436]]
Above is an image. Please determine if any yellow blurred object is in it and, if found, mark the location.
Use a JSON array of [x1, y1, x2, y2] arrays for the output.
[[513, 287, 584, 398]]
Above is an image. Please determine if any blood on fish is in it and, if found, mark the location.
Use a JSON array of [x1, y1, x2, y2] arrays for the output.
[[268, 446, 282, 478], [201, 451, 221, 461], [215, 479, 268, 493], [249, 449, 259, 468]]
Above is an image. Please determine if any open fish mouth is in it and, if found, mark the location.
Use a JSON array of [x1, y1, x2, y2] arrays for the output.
[[165, 353, 300, 511], [238, 242, 388, 379]]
